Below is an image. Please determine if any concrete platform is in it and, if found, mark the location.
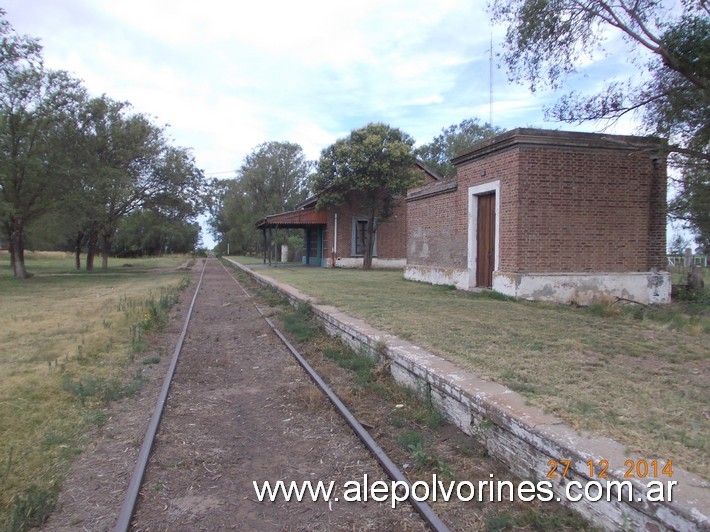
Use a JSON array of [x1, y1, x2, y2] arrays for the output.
[[226, 258, 709, 531]]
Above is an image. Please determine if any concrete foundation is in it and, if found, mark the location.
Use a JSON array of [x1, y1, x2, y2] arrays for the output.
[[332, 257, 406, 269], [493, 271, 672, 305], [404, 265, 672, 305], [404, 265, 468, 289]]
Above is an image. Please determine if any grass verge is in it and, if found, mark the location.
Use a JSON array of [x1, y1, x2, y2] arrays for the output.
[[0, 252, 190, 531], [245, 264, 709, 479]]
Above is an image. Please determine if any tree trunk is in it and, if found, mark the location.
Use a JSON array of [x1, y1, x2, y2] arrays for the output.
[[4, 222, 14, 272], [10, 223, 29, 279], [363, 213, 376, 270], [74, 230, 84, 270], [101, 230, 112, 270], [86, 227, 98, 271]]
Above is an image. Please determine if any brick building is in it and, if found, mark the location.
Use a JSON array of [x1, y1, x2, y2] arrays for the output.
[[257, 161, 439, 268], [405, 128, 671, 304]]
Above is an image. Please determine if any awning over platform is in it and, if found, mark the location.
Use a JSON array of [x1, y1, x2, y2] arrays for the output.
[[256, 206, 327, 229]]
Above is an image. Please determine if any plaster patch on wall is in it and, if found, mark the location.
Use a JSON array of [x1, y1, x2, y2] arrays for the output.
[[647, 269, 672, 304], [404, 265, 468, 289], [334, 257, 406, 269], [492, 272, 517, 296], [409, 227, 429, 258], [493, 271, 672, 305]]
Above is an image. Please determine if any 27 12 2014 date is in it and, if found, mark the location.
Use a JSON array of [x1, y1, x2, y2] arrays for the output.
[[547, 459, 673, 479]]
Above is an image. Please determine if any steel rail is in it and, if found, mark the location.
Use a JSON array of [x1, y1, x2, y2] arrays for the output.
[[114, 258, 208, 532], [220, 260, 451, 532]]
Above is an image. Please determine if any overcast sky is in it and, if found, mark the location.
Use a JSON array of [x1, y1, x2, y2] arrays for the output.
[[4, 0, 643, 246]]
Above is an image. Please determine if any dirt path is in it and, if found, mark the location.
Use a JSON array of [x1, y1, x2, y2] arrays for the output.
[[44, 258, 425, 531], [132, 258, 428, 530]]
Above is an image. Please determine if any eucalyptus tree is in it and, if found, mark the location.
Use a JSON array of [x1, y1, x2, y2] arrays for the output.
[[72, 95, 204, 269], [70, 96, 161, 269], [110, 143, 204, 263], [490, 0, 709, 245], [208, 178, 259, 254], [312, 123, 421, 270], [0, 11, 85, 277], [238, 141, 311, 215], [209, 141, 312, 254]]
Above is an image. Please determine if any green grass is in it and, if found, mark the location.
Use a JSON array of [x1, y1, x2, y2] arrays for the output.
[[323, 345, 377, 388], [0, 251, 190, 530], [282, 303, 321, 343], [397, 429, 425, 449], [0, 250, 190, 278], [249, 265, 710, 479]]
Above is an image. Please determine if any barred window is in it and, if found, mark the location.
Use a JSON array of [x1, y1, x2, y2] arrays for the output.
[[351, 218, 376, 256], [355, 220, 367, 255]]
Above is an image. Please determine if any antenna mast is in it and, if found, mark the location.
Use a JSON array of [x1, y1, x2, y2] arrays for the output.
[[489, 33, 493, 126]]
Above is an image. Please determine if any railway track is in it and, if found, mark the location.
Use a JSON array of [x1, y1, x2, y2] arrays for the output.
[[115, 257, 449, 531]]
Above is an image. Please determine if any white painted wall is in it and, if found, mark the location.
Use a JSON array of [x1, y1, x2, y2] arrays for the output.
[[334, 257, 406, 269], [493, 271, 672, 305], [404, 265, 468, 289], [405, 266, 672, 304]]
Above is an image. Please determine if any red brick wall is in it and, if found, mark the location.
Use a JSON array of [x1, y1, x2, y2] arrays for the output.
[[508, 145, 665, 272], [456, 148, 522, 272], [328, 193, 408, 260], [406, 181, 467, 269], [407, 130, 667, 274], [328, 167, 438, 261]]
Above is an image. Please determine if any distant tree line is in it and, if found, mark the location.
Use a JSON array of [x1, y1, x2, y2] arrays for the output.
[[0, 10, 204, 278]]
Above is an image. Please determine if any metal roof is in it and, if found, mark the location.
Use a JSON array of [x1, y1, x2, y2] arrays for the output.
[[255, 206, 327, 229]]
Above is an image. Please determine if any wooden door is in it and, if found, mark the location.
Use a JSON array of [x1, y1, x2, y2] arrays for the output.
[[476, 193, 495, 288]]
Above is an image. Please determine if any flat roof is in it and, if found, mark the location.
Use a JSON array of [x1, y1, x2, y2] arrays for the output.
[[452, 128, 666, 166]]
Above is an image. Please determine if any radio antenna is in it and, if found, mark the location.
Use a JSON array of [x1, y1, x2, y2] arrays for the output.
[[488, 33, 493, 125]]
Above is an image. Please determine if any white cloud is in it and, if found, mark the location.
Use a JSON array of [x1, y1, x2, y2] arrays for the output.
[[3, 0, 650, 247], [5, 0, 504, 172]]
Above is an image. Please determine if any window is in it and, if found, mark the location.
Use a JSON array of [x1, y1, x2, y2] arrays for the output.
[[355, 220, 367, 255], [352, 218, 377, 256]]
